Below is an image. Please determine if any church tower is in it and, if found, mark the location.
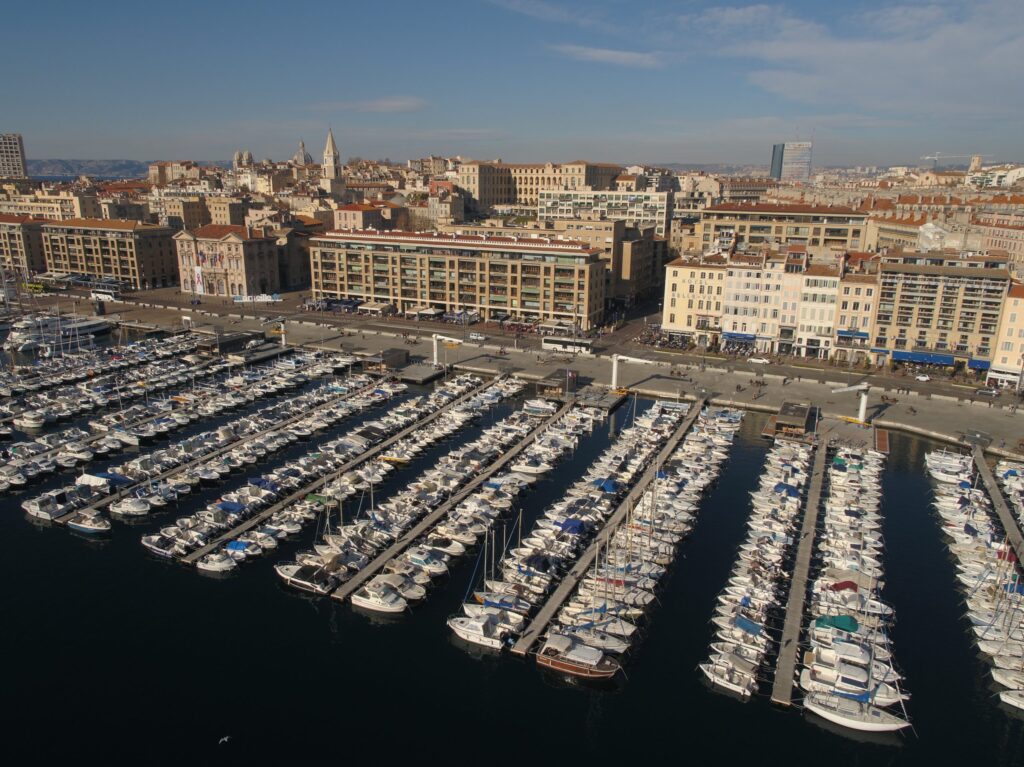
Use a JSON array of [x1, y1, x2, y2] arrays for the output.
[[320, 128, 345, 198]]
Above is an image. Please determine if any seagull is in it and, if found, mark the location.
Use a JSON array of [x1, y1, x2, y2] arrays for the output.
[[218, 736, 231, 745]]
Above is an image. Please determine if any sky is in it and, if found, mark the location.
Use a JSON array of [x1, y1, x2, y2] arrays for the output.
[[2, 0, 1022, 167]]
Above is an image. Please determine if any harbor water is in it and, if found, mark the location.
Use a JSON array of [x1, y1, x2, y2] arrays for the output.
[[1, 398, 1023, 764]]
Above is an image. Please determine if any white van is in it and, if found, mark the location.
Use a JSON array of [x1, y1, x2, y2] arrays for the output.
[[468, 332, 487, 342]]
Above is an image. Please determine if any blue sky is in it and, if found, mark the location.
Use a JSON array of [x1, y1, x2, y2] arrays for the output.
[[3, 0, 1021, 166]]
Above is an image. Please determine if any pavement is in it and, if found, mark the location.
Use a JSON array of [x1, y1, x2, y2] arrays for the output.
[[36, 291, 1024, 460]]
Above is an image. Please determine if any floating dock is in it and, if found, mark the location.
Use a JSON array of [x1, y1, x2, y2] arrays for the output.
[[53, 379, 379, 525], [769, 439, 827, 706], [180, 378, 495, 565], [509, 398, 707, 657], [330, 401, 574, 603], [874, 427, 890, 455], [398, 362, 445, 385], [972, 445, 1024, 564]]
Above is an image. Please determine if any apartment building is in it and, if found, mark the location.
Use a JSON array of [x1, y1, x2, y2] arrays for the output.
[[333, 203, 385, 231], [174, 224, 302, 297], [0, 186, 101, 220], [538, 189, 672, 237], [148, 161, 201, 186], [40, 218, 177, 289], [0, 134, 27, 178], [309, 230, 606, 330], [163, 197, 211, 231], [661, 256, 727, 347], [458, 160, 621, 211], [207, 197, 249, 227], [871, 251, 1010, 369], [698, 203, 866, 258], [797, 264, 842, 359], [833, 274, 878, 363], [100, 198, 150, 222], [0, 214, 46, 273], [976, 220, 1024, 264], [988, 282, 1024, 388]]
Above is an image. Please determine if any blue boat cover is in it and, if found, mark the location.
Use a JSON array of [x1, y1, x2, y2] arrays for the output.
[[225, 541, 247, 551], [592, 478, 618, 493], [96, 471, 133, 486], [557, 519, 587, 534], [734, 615, 762, 636], [216, 501, 245, 513]]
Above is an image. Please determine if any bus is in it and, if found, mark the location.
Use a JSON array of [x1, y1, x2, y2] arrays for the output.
[[541, 336, 594, 355], [90, 289, 121, 302]]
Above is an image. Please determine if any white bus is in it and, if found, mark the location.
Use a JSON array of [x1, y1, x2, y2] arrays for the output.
[[90, 290, 120, 302], [541, 336, 594, 355]]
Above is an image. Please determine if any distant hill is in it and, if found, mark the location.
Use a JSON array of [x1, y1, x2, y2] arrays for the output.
[[26, 159, 230, 179]]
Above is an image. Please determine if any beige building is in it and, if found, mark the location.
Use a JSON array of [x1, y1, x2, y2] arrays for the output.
[[0, 186, 101, 220], [976, 221, 1024, 264], [661, 256, 727, 346], [148, 161, 201, 186], [988, 282, 1024, 388], [872, 251, 1010, 368], [41, 218, 177, 289], [864, 215, 930, 251], [0, 133, 27, 178], [0, 214, 46, 273], [309, 230, 607, 330], [458, 160, 621, 211], [163, 197, 211, 231], [174, 224, 308, 298], [207, 197, 249, 227], [100, 198, 150, 222], [333, 203, 385, 231], [698, 203, 867, 258], [833, 273, 878, 362]]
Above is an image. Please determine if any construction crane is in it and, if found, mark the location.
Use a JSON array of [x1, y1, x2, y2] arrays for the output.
[[431, 334, 462, 366], [611, 354, 660, 391], [260, 317, 287, 348], [920, 152, 990, 169], [831, 382, 870, 425]]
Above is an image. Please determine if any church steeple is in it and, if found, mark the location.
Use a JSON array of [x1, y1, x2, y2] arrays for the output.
[[323, 128, 340, 180]]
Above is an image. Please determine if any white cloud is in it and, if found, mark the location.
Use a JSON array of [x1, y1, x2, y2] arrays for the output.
[[488, 0, 617, 33], [550, 43, 662, 68], [314, 96, 427, 113]]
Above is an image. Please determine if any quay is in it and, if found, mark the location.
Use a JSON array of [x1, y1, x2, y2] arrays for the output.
[[330, 400, 574, 603], [769, 439, 827, 706], [52, 378, 380, 525], [971, 445, 1024, 564], [181, 377, 496, 565], [509, 397, 706, 657]]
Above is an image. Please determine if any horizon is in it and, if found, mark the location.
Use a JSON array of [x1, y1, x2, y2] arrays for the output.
[[4, 0, 1022, 167]]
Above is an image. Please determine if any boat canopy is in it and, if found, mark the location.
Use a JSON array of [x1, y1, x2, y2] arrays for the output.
[[592, 477, 618, 493], [557, 518, 587, 534], [828, 580, 859, 593], [95, 471, 133, 486], [734, 615, 762, 636], [772, 482, 800, 498], [216, 501, 245, 513], [815, 615, 859, 632], [225, 540, 248, 551]]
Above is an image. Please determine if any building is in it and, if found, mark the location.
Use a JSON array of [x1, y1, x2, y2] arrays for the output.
[[796, 263, 842, 359], [207, 197, 249, 227], [458, 160, 622, 211], [0, 134, 27, 178], [163, 197, 210, 231], [100, 198, 151, 222], [871, 251, 1010, 369], [174, 224, 303, 298], [698, 203, 866, 258], [538, 189, 672, 237], [309, 230, 606, 330], [0, 214, 45, 273], [976, 220, 1024, 264], [661, 256, 727, 346], [332, 203, 384, 231], [320, 129, 346, 198], [833, 273, 878, 363], [769, 141, 813, 182], [147, 161, 201, 186], [0, 186, 101, 220], [40, 218, 177, 289], [988, 282, 1024, 388]]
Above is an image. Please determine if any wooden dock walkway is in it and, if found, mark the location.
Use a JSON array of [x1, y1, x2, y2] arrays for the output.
[[330, 401, 574, 602], [509, 398, 706, 657], [53, 379, 379, 525], [770, 439, 827, 706], [873, 428, 890, 454], [972, 445, 1024, 565], [181, 378, 495, 565]]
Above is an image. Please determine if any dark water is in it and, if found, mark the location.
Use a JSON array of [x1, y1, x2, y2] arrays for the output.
[[2, 408, 1022, 764]]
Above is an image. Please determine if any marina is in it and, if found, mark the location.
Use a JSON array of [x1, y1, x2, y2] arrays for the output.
[[1, 312, 1023, 763]]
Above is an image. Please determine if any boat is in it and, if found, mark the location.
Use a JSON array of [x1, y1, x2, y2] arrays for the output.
[[803, 691, 911, 733], [197, 552, 238, 573], [536, 633, 620, 679], [448, 614, 506, 650], [351, 582, 408, 613], [66, 511, 111, 535], [274, 562, 337, 595], [110, 497, 151, 517]]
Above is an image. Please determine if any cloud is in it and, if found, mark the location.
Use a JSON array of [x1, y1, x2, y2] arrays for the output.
[[488, 0, 617, 33], [550, 43, 662, 68], [314, 96, 427, 113]]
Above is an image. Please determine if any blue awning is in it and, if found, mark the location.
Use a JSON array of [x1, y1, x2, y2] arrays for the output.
[[722, 332, 756, 341], [837, 330, 870, 339], [870, 348, 890, 355], [892, 350, 955, 366], [968, 358, 991, 370]]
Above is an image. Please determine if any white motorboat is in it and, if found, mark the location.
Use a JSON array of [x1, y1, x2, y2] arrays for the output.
[[351, 582, 408, 613], [197, 552, 238, 573], [803, 692, 911, 733], [448, 614, 506, 650], [66, 511, 111, 535], [110, 497, 151, 517]]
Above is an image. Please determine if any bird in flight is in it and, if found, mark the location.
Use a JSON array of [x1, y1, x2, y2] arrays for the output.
[[218, 736, 232, 745]]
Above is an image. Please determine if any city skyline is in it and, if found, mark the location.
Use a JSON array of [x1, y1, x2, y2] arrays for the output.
[[3, 0, 1021, 166]]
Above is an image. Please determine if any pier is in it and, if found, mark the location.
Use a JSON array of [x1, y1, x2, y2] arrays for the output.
[[509, 398, 706, 657], [972, 445, 1024, 564], [180, 377, 496, 565], [53, 378, 380, 525], [330, 401, 574, 603], [769, 439, 827, 706]]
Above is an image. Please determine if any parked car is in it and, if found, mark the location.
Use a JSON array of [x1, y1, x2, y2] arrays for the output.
[[748, 357, 771, 365], [915, 374, 931, 382], [468, 332, 487, 342], [975, 387, 1000, 397]]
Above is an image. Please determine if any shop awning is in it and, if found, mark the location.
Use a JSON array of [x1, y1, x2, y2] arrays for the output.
[[870, 348, 890, 355], [892, 350, 955, 366], [968, 358, 991, 370], [722, 332, 756, 342], [837, 330, 870, 339]]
